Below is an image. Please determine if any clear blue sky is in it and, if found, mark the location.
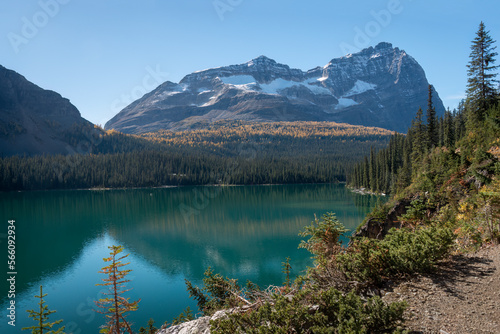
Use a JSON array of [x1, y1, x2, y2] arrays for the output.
[[1, 0, 499, 126]]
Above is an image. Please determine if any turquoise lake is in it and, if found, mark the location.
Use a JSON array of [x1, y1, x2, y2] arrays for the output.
[[0, 184, 384, 333]]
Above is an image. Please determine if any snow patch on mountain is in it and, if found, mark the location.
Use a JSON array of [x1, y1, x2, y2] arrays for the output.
[[260, 78, 302, 95], [220, 75, 256, 86], [336, 98, 358, 109], [220, 75, 332, 96], [344, 80, 377, 97], [197, 88, 212, 94]]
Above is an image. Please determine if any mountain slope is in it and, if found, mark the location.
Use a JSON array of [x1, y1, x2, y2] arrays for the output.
[[105, 42, 445, 134], [0, 65, 95, 156]]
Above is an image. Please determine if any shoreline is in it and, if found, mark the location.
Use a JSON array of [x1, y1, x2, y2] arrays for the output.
[[1, 181, 343, 194], [347, 185, 387, 196]]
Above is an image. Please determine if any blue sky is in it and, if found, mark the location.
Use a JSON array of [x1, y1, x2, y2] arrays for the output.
[[1, 0, 499, 125]]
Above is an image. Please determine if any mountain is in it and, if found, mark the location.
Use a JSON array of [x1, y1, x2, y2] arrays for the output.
[[0, 65, 96, 156], [105, 42, 445, 134]]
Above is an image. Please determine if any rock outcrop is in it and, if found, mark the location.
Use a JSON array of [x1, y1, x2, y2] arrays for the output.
[[351, 198, 411, 240], [158, 317, 211, 334], [105, 42, 445, 134], [158, 309, 232, 334]]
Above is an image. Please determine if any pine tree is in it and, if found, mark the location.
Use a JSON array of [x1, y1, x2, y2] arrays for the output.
[[397, 135, 413, 192], [466, 21, 499, 123], [443, 108, 454, 148], [438, 115, 445, 147], [171, 307, 195, 326], [426, 85, 438, 148], [410, 107, 426, 164], [138, 319, 158, 334], [454, 102, 466, 143], [369, 146, 376, 191], [95, 245, 140, 334], [22, 285, 65, 334], [282, 257, 292, 289], [363, 156, 369, 187]]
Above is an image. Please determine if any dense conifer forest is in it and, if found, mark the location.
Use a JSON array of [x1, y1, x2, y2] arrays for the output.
[[348, 88, 469, 195], [0, 121, 392, 191]]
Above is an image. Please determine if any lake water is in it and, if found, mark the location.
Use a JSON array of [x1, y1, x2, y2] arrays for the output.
[[0, 184, 383, 333]]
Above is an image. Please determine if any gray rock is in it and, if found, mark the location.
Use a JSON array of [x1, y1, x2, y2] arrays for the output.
[[158, 316, 211, 334], [158, 309, 235, 334], [105, 42, 445, 134]]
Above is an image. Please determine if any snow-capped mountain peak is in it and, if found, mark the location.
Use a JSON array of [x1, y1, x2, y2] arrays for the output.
[[105, 42, 445, 134]]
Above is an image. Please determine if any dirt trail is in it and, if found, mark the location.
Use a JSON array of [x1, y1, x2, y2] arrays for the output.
[[383, 245, 500, 333]]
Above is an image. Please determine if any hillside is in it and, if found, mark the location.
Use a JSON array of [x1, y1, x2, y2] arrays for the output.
[[0, 121, 393, 191], [0, 65, 97, 156], [139, 120, 393, 157], [349, 21, 500, 333]]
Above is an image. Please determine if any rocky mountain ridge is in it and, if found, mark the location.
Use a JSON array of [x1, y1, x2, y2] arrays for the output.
[[105, 42, 445, 134], [0, 64, 95, 156]]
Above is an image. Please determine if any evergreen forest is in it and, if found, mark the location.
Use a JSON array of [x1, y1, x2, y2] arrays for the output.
[[0, 121, 392, 191]]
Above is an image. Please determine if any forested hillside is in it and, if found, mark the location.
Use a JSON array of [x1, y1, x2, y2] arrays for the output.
[[350, 21, 500, 246], [0, 121, 393, 191], [140, 121, 392, 157], [348, 87, 468, 195]]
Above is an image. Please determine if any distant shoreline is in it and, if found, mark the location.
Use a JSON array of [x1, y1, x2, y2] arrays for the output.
[[2, 181, 342, 194], [347, 185, 386, 196]]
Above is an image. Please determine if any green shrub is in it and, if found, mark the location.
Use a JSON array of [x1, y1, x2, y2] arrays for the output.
[[337, 237, 386, 286], [338, 226, 455, 284], [210, 288, 406, 334], [188, 217, 456, 333], [399, 198, 428, 225], [298, 212, 348, 263], [185, 267, 243, 316], [382, 226, 455, 274]]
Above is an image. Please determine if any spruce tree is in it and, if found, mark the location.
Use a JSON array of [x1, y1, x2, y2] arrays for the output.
[[22, 285, 65, 334], [282, 257, 292, 289], [363, 156, 369, 188], [426, 85, 438, 148], [454, 101, 466, 143], [466, 21, 499, 123], [369, 146, 376, 191], [443, 108, 454, 148], [438, 115, 445, 147], [410, 107, 426, 164]]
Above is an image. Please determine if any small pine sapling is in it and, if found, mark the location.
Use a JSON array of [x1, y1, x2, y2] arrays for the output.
[[281, 257, 292, 290], [138, 318, 157, 334], [22, 285, 65, 334], [171, 307, 194, 325]]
